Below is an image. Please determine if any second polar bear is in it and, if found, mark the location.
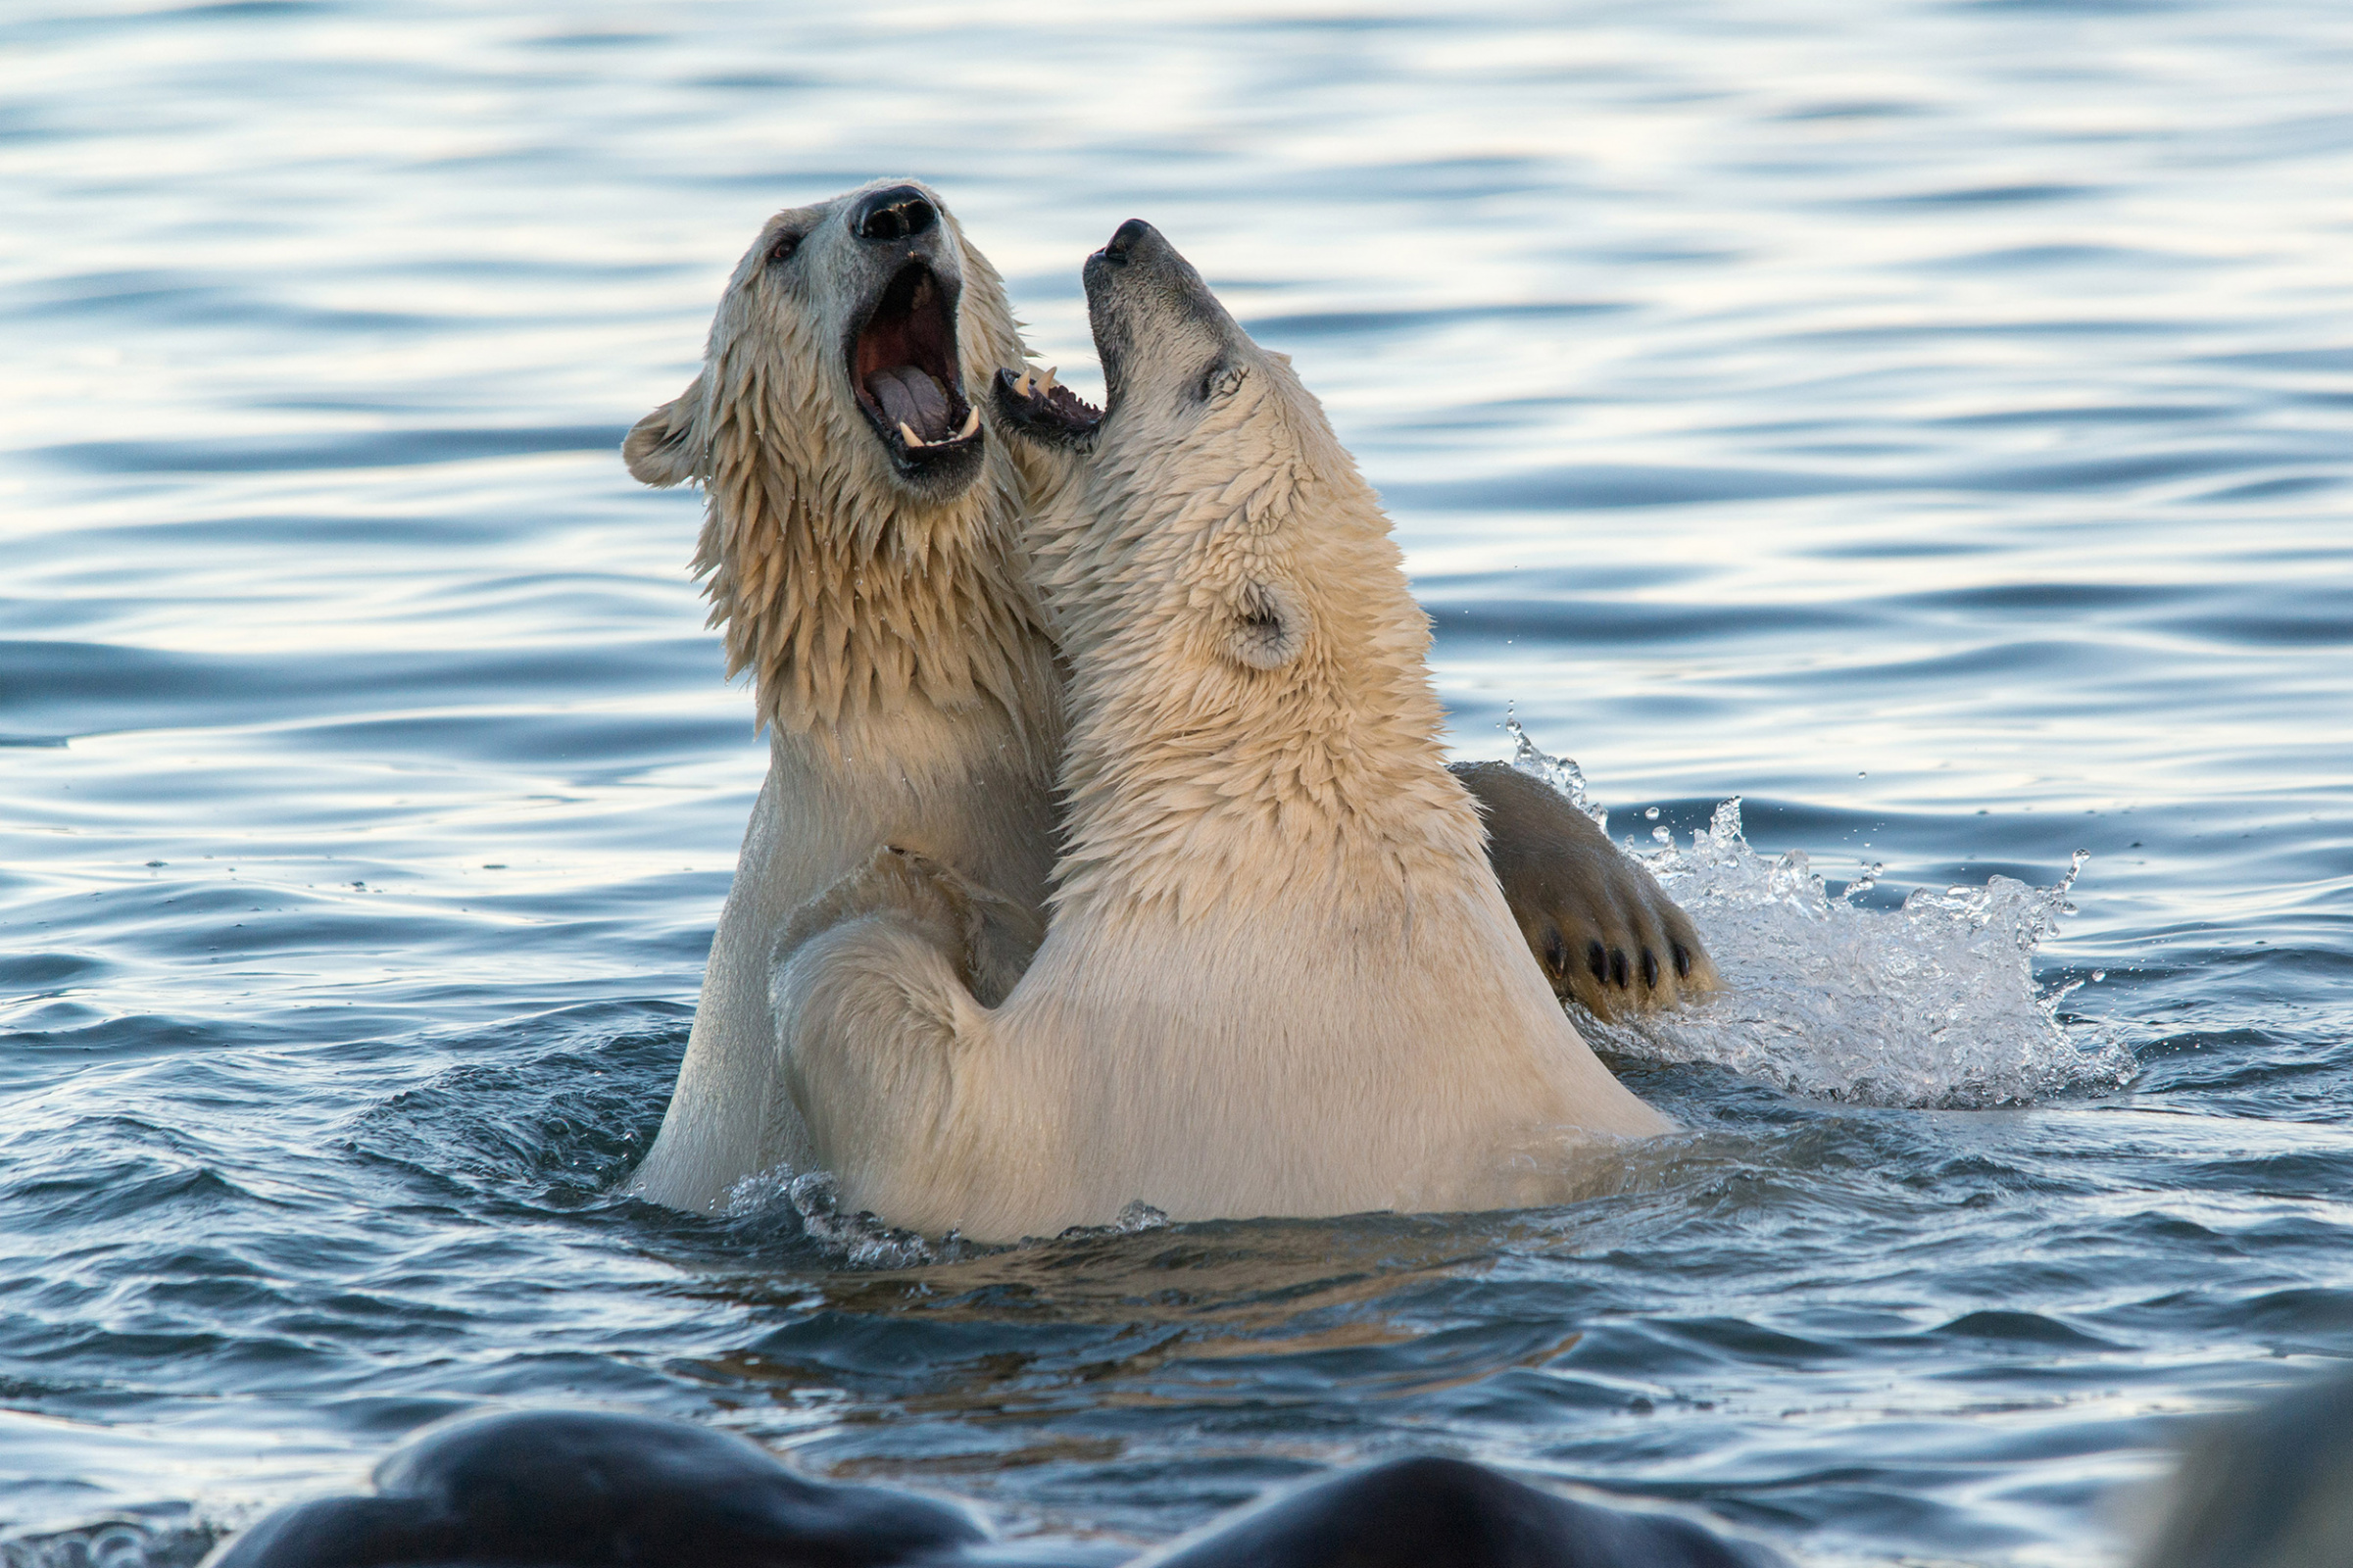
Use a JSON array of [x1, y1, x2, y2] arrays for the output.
[[771, 220, 1671, 1240]]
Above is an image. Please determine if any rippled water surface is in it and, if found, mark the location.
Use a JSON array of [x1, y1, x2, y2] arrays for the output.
[[4, 3, 2350, 1564]]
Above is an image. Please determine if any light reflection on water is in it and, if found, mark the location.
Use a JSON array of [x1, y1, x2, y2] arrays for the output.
[[2, 3, 2350, 1565]]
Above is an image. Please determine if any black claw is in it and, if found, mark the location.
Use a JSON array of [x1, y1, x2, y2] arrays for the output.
[[1672, 941, 1692, 979], [1587, 941, 1607, 984], [1608, 948, 1629, 989], [1641, 948, 1659, 989], [1543, 925, 1568, 976]]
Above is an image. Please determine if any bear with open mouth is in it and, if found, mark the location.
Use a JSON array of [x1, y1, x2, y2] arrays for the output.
[[764, 220, 1674, 1240], [621, 181, 1714, 1215]]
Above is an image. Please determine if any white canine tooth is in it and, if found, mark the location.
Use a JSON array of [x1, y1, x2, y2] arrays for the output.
[[957, 408, 980, 439], [1036, 366, 1058, 395], [1013, 370, 1033, 398], [899, 420, 926, 448]]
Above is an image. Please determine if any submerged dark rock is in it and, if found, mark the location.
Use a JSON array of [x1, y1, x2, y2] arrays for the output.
[[1143, 1455, 1786, 1568], [205, 1408, 995, 1568], [2137, 1366, 2353, 1568], [206, 1408, 1783, 1568]]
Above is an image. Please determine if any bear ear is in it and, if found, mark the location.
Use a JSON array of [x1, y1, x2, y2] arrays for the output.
[[1226, 578, 1307, 671], [622, 373, 707, 488]]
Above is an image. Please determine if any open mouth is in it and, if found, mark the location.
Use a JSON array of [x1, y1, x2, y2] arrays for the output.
[[851, 262, 980, 466], [993, 363, 1104, 447]]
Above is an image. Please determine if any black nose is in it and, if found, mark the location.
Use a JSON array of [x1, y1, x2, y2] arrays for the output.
[[1098, 219, 1154, 266], [851, 185, 937, 242]]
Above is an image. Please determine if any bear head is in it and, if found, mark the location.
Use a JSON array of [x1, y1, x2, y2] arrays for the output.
[[626, 179, 1020, 501], [1001, 220, 1467, 903], [623, 181, 1062, 744]]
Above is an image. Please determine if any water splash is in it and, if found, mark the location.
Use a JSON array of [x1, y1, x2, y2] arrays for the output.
[[1551, 781, 2135, 1108], [1506, 712, 1608, 833], [718, 1167, 948, 1268], [0, 1518, 216, 1568], [725, 1167, 1169, 1267]]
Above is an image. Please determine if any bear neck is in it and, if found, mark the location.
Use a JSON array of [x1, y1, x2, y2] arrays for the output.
[[1044, 444, 1490, 928], [1053, 653, 1485, 929], [691, 402, 1058, 773]]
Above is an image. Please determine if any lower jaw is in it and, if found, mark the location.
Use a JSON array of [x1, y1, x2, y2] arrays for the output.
[[858, 413, 985, 491]]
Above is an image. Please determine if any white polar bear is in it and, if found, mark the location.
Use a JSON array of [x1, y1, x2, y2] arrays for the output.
[[621, 180, 1711, 1215], [766, 220, 1672, 1241], [620, 182, 1065, 1212]]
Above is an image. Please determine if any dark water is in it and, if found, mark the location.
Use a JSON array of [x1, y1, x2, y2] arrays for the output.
[[4, 3, 2350, 1564]]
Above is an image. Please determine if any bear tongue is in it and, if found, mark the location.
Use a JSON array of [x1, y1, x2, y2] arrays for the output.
[[869, 366, 953, 442]]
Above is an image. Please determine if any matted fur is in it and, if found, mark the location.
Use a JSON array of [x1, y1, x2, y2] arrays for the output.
[[767, 223, 1670, 1241], [624, 181, 1071, 1211], [628, 196, 1055, 755], [627, 186, 1705, 1217], [1040, 339, 1477, 923]]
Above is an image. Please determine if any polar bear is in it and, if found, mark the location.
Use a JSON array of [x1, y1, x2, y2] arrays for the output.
[[621, 180, 1712, 1214], [764, 220, 1673, 1240]]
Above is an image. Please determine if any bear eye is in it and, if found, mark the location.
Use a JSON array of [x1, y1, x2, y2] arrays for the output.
[[1199, 362, 1246, 403], [767, 230, 802, 264]]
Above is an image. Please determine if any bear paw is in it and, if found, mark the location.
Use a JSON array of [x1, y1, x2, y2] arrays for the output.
[[1453, 760, 1722, 1021], [780, 845, 1001, 993]]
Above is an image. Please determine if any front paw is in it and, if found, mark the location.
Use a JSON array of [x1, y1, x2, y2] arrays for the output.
[[1454, 760, 1722, 1021]]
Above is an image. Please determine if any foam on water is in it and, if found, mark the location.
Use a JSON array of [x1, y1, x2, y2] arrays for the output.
[[722, 1166, 1172, 1269], [0, 1517, 213, 1568], [1509, 720, 2137, 1108]]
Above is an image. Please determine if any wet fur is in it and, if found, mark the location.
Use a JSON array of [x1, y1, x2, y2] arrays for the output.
[[623, 183, 1067, 1211], [626, 185, 1705, 1217], [768, 224, 1669, 1240]]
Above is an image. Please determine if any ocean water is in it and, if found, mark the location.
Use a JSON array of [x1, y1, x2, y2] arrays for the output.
[[3, 2, 2349, 1564]]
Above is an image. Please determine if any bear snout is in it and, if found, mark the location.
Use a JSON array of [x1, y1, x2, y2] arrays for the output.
[[1095, 218, 1157, 266], [850, 184, 939, 243]]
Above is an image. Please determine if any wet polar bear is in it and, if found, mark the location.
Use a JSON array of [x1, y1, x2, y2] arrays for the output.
[[767, 220, 1673, 1240], [622, 180, 1713, 1214]]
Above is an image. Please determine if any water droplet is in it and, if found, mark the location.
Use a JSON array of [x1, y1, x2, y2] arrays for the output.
[[1504, 712, 1607, 833]]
